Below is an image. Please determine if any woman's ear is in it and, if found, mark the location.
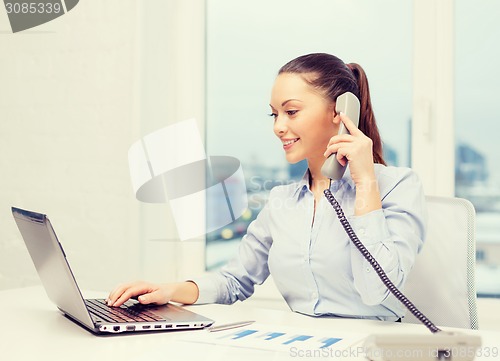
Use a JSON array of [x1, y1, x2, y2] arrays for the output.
[[329, 102, 340, 125], [331, 110, 341, 126]]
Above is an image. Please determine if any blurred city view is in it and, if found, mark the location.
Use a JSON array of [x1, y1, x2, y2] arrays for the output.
[[205, 0, 500, 297], [456, 143, 500, 296]]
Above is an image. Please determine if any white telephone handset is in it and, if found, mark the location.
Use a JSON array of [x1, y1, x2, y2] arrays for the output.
[[320, 91, 360, 180]]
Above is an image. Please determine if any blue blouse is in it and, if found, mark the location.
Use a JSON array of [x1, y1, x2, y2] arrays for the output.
[[192, 165, 427, 321]]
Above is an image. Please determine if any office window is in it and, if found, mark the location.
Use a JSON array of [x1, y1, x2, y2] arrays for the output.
[[455, 1, 500, 297], [205, 0, 413, 270]]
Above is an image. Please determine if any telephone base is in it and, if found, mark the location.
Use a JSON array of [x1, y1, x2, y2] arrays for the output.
[[363, 331, 482, 361]]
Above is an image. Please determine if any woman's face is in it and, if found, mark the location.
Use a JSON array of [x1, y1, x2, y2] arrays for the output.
[[269, 73, 337, 164]]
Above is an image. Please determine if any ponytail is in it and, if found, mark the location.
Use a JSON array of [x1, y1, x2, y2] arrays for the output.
[[347, 63, 386, 165]]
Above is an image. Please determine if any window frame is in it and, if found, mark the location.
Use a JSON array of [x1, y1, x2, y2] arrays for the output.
[[411, 0, 455, 197]]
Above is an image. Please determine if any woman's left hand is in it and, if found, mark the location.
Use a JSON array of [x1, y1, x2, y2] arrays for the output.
[[323, 112, 376, 186]]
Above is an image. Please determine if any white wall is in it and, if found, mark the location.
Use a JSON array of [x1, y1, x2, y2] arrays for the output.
[[0, 1, 140, 291], [0, 0, 208, 292]]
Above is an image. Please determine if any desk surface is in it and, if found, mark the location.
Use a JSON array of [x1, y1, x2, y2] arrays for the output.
[[1, 286, 499, 361]]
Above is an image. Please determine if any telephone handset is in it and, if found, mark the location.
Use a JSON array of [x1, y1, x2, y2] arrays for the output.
[[320, 91, 360, 180]]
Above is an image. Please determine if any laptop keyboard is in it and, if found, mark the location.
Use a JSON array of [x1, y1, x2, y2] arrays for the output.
[[85, 299, 167, 323]]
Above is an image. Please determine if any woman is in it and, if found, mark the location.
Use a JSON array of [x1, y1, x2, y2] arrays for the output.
[[107, 53, 426, 321]]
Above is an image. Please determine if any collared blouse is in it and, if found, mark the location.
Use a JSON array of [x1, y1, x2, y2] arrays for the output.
[[193, 165, 427, 321]]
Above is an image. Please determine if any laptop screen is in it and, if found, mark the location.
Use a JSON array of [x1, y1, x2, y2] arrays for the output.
[[12, 207, 95, 328]]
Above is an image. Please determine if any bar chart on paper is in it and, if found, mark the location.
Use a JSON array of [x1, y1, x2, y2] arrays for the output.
[[179, 323, 367, 353]]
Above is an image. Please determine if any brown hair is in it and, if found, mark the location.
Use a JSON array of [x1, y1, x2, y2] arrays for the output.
[[278, 53, 386, 165]]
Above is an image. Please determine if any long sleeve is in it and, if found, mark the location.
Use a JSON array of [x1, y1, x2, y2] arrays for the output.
[[346, 167, 427, 307], [191, 166, 426, 321], [192, 201, 273, 305]]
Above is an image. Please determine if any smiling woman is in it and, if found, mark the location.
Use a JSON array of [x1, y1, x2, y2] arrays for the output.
[[107, 52, 427, 324]]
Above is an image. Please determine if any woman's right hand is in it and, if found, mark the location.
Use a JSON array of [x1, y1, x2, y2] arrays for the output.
[[107, 281, 175, 307], [107, 281, 198, 307]]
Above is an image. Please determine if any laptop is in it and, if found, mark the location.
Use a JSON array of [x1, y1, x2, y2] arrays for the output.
[[12, 206, 214, 334]]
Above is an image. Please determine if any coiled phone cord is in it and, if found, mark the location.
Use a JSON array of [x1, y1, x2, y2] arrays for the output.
[[323, 188, 442, 334]]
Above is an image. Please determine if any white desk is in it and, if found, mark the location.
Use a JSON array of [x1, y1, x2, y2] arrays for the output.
[[1, 287, 499, 361]]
